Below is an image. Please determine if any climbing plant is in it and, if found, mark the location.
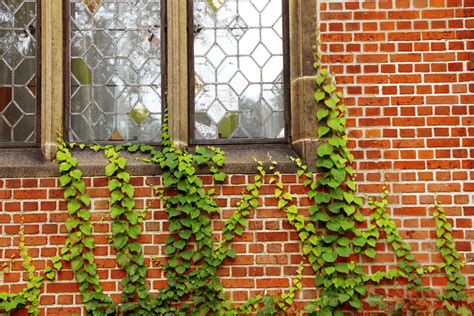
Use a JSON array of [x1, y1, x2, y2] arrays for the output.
[[0, 46, 470, 316]]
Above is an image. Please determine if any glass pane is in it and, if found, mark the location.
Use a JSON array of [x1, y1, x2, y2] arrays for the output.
[[69, 0, 162, 143], [0, 0, 37, 146], [193, 0, 285, 141]]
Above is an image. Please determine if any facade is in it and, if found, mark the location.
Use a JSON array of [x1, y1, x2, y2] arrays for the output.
[[0, 0, 472, 314]]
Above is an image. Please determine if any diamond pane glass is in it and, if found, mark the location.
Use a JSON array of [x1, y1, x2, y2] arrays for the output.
[[193, 0, 285, 141], [69, 0, 162, 143], [0, 0, 37, 146]]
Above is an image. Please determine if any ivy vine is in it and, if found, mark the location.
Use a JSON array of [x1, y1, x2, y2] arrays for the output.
[[0, 46, 470, 316]]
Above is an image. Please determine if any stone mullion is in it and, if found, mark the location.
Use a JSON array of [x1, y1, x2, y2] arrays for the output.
[[40, 0, 64, 160]]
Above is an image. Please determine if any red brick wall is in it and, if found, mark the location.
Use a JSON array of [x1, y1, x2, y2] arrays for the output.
[[1, 0, 473, 314]]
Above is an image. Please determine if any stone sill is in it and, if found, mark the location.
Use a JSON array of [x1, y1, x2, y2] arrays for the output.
[[0, 145, 299, 178]]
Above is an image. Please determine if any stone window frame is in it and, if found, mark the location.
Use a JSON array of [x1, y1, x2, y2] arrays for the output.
[[4, 0, 317, 169]]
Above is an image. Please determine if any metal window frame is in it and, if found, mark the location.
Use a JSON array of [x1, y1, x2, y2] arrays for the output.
[[0, 0, 42, 148], [63, 0, 168, 145], [187, 0, 291, 146]]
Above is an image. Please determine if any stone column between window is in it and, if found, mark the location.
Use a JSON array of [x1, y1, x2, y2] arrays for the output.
[[289, 0, 319, 166], [167, 0, 189, 148], [41, 0, 64, 161]]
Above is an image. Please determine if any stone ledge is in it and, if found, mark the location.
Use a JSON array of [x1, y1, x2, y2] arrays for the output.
[[0, 145, 299, 178]]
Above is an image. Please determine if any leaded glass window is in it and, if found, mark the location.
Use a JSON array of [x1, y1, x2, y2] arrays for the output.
[[0, 0, 38, 146], [192, 0, 288, 143], [68, 0, 163, 143]]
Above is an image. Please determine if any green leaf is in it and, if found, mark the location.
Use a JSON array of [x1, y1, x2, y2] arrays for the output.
[[324, 97, 337, 109], [336, 246, 350, 257], [77, 209, 91, 220], [164, 245, 175, 255], [314, 90, 325, 102], [179, 230, 192, 240], [110, 205, 125, 218], [322, 251, 337, 263], [114, 235, 128, 250], [213, 172, 226, 182], [365, 248, 376, 259], [122, 184, 135, 197], [108, 179, 122, 191], [317, 144, 333, 157], [117, 172, 131, 183], [323, 84, 336, 94], [318, 126, 330, 137], [83, 237, 95, 249], [70, 169, 82, 180], [59, 175, 72, 187], [65, 217, 80, 232], [117, 157, 127, 169], [105, 163, 118, 177], [227, 249, 236, 259], [174, 239, 186, 250], [128, 225, 141, 239], [67, 200, 81, 214]]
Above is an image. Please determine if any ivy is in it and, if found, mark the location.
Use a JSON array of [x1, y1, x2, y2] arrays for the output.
[[0, 220, 61, 315], [0, 44, 470, 316], [57, 138, 113, 315], [433, 204, 469, 313], [104, 146, 150, 313]]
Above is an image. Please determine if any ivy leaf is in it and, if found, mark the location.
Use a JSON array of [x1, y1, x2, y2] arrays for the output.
[[59, 162, 72, 172], [67, 200, 81, 214], [122, 198, 135, 211], [164, 245, 176, 255], [179, 230, 192, 240], [122, 184, 135, 198], [105, 164, 118, 177], [336, 246, 350, 257], [116, 157, 127, 169], [315, 75, 325, 85], [365, 248, 376, 259], [65, 217, 80, 232], [108, 179, 122, 191], [327, 118, 341, 131], [110, 205, 125, 219], [174, 239, 186, 250], [213, 172, 226, 182], [78, 223, 92, 236], [318, 126, 330, 137], [317, 108, 330, 121], [227, 249, 236, 259], [70, 169, 82, 180], [323, 84, 336, 94], [314, 90, 325, 102], [324, 97, 337, 109], [317, 144, 333, 157], [181, 250, 193, 260], [77, 210, 91, 221], [322, 251, 337, 263], [114, 235, 128, 250], [125, 211, 138, 225], [127, 225, 141, 239], [117, 172, 131, 183], [83, 237, 95, 249], [79, 194, 91, 207], [59, 175, 72, 187]]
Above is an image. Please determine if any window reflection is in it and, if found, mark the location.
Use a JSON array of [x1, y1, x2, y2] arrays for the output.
[[0, 0, 37, 146], [69, 0, 162, 143], [193, 0, 285, 141]]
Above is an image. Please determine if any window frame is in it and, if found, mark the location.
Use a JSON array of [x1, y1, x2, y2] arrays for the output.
[[187, 0, 291, 146], [63, 0, 168, 145], [0, 0, 42, 149]]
